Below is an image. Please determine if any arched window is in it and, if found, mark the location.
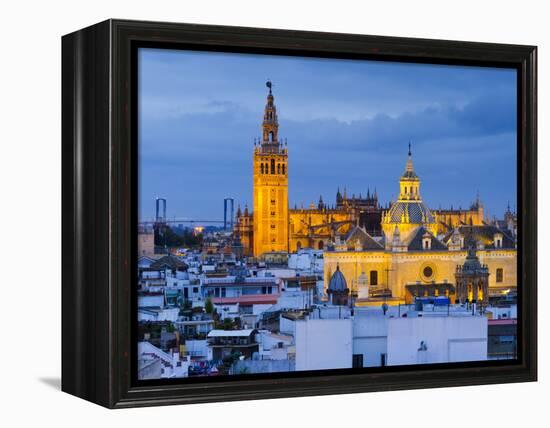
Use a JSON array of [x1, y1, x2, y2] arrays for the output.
[[260, 164, 264, 174], [318, 241, 324, 250], [370, 270, 378, 286], [277, 163, 281, 174], [496, 268, 503, 283], [296, 241, 302, 250], [282, 164, 286, 174], [269, 131, 274, 142], [271, 159, 275, 174]]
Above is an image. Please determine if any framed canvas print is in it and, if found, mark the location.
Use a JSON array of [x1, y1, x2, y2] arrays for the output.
[[62, 19, 537, 408]]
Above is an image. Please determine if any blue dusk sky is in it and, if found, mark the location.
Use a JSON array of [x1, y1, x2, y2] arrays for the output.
[[138, 48, 517, 222]]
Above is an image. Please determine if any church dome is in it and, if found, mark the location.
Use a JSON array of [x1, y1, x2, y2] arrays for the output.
[[386, 200, 435, 224], [328, 265, 348, 291]]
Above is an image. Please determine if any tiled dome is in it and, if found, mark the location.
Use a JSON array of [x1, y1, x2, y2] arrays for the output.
[[328, 265, 348, 291], [386, 200, 435, 224]]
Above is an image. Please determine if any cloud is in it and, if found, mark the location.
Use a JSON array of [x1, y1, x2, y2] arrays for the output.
[[137, 48, 517, 220]]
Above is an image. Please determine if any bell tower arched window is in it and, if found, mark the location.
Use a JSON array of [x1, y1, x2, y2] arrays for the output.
[[271, 159, 275, 174], [277, 163, 281, 174], [260, 164, 264, 174]]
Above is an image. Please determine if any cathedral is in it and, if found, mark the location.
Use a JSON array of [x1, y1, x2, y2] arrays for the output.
[[234, 82, 382, 257], [323, 147, 517, 304], [234, 82, 517, 303]]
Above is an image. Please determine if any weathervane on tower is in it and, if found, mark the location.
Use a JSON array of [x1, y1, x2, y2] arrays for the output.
[[266, 79, 273, 94]]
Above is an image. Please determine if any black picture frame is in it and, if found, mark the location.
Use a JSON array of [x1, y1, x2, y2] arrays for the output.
[[62, 19, 537, 408]]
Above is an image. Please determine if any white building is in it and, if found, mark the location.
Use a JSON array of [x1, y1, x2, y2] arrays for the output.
[[257, 330, 294, 360], [285, 303, 488, 370], [137, 341, 190, 379], [174, 316, 215, 337], [184, 339, 209, 359], [138, 307, 179, 322], [288, 249, 324, 272], [386, 314, 488, 365], [295, 317, 353, 371], [353, 310, 389, 367]]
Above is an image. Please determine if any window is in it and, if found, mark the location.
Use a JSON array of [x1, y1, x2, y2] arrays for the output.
[[496, 268, 503, 283], [277, 163, 281, 174], [352, 354, 364, 368], [370, 270, 378, 286], [318, 241, 324, 250], [282, 164, 286, 174], [269, 131, 274, 141], [498, 335, 515, 344], [192, 287, 198, 293], [423, 266, 433, 278], [271, 159, 275, 174], [260, 164, 264, 174]]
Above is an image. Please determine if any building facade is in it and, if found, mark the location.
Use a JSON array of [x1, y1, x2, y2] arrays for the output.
[[324, 151, 517, 303]]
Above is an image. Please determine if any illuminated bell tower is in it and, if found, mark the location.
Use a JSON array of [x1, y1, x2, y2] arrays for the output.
[[253, 81, 289, 256]]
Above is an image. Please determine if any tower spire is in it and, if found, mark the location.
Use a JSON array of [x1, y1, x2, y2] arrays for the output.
[[260, 80, 280, 152], [405, 142, 415, 174]]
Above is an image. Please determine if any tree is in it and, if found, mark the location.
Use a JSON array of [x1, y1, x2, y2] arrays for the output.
[[155, 225, 204, 249], [233, 317, 242, 329], [204, 297, 214, 314], [223, 317, 233, 330]]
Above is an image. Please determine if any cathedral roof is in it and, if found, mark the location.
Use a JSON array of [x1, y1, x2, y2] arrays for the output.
[[386, 200, 435, 224], [443, 225, 515, 249], [328, 265, 348, 292], [406, 226, 448, 251], [345, 225, 384, 250], [150, 255, 188, 271]]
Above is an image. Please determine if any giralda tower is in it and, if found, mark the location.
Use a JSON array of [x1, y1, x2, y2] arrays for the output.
[[252, 81, 289, 256]]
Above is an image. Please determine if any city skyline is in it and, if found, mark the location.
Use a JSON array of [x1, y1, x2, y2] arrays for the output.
[[138, 48, 517, 222]]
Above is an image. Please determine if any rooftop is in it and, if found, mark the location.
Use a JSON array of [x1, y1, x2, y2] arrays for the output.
[[207, 329, 256, 338]]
